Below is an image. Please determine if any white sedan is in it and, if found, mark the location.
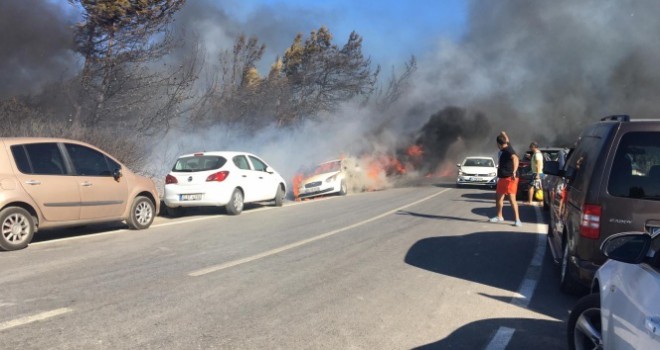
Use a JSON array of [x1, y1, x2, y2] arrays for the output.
[[163, 151, 286, 216], [456, 156, 497, 188], [568, 230, 660, 350], [297, 159, 348, 200]]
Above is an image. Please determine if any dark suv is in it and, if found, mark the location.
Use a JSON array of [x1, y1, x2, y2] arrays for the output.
[[545, 115, 660, 294]]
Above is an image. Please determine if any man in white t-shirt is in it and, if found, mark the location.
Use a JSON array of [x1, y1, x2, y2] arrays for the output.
[[528, 142, 544, 205]]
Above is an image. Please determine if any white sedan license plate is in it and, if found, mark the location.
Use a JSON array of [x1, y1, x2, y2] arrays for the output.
[[305, 187, 320, 193], [180, 193, 203, 201]]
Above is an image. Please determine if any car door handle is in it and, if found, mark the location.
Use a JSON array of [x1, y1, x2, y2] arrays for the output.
[[242, 175, 247, 178], [81, 182, 93, 187], [25, 180, 41, 185], [646, 316, 660, 336], [259, 176, 264, 179]]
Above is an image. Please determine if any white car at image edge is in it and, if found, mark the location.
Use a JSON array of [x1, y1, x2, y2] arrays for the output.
[[568, 230, 660, 350], [163, 151, 286, 216], [456, 156, 497, 188]]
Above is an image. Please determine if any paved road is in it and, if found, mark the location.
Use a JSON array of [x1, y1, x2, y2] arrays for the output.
[[0, 182, 578, 349]]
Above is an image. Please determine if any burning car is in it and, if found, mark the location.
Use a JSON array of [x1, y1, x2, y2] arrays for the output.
[[456, 156, 497, 188], [296, 159, 350, 200]]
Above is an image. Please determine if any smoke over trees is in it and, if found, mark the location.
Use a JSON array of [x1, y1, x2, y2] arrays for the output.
[[0, 1, 389, 173], [5, 0, 660, 182]]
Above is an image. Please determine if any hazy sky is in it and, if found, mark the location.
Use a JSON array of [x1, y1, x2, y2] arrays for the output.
[[215, 0, 468, 70]]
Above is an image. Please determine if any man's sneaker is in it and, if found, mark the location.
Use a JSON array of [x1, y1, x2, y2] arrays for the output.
[[489, 216, 504, 223], [514, 220, 522, 227]]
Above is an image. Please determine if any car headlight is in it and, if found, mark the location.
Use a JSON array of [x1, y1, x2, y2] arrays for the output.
[[458, 171, 464, 176], [489, 172, 496, 177], [325, 174, 338, 183]]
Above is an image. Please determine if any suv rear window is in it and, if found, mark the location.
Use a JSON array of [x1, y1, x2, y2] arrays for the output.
[[172, 156, 226, 172], [608, 132, 660, 200]]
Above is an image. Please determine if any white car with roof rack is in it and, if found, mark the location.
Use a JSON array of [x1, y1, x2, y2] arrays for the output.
[[163, 151, 286, 216]]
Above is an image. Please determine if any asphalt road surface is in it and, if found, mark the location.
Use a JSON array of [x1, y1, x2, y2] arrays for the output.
[[0, 181, 578, 349]]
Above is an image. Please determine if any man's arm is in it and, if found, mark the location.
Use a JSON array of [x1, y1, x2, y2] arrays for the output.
[[512, 154, 519, 178]]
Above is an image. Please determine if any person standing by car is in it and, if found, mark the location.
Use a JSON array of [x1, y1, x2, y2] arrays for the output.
[[527, 142, 544, 205], [490, 133, 522, 226]]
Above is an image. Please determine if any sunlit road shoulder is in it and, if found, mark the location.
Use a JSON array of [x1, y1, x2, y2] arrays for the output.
[[0, 183, 577, 349]]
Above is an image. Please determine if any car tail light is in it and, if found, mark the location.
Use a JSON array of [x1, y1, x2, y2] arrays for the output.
[[165, 174, 178, 184], [580, 204, 601, 239], [206, 171, 229, 182]]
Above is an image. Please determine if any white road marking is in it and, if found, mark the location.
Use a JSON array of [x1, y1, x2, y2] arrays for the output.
[[188, 189, 451, 277], [0, 308, 73, 332], [485, 327, 516, 350], [485, 206, 547, 349]]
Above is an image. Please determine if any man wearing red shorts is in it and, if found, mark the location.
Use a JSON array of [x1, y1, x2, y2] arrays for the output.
[[490, 133, 522, 226]]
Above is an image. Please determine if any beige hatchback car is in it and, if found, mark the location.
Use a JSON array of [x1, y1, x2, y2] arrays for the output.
[[0, 138, 160, 251]]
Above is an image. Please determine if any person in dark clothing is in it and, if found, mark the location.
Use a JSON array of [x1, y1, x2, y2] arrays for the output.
[[490, 133, 522, 226]]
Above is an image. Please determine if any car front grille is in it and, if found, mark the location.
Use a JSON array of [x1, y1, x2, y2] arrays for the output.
[[305, 181, 322, 188]]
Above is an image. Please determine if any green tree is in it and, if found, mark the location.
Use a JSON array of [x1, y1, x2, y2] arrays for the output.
[[279, 27, 379, 123]]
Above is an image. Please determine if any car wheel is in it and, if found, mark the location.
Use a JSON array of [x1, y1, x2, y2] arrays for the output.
[[0, 207, 35, 251], [339, 180, 348, 196], [274, 185, 285, 207], [127, 196, 155, 230], [226, 188, 244, 215], [165, 206, 186, 218], [567, 293, 602, 350], [560, 239, 584, 294]]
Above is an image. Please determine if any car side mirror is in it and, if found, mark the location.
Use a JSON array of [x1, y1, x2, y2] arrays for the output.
[[456, 163, 461, 168], [265, 166, 274, 174], [601, 231, 651, 264], [113, 168, 123, 181]]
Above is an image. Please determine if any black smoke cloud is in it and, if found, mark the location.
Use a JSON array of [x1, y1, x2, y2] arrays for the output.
[[0, 0, 79, 98], [409, 0, 660, 147], [415, 106, 491, 171]]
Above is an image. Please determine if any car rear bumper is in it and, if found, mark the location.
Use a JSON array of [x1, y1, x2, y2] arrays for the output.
[[456, 176, 497, 186], [163, 185, 232, 208]]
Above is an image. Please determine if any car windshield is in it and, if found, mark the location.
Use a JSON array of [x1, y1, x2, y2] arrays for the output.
[[608, 132, 660, 200], [463, 159, 494, 167], [312, 161, 341, 175], [172, 156, 227, 172]]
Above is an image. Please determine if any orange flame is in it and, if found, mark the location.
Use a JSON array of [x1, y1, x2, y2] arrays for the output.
[[292, 173, 304, 200], [406, 144, 424, 158]]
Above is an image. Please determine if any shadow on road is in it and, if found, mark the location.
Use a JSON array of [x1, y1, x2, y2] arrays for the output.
[[461, 192, 495, 201], [411, 318, 565, 350], [404, 230, 578, 349], [30, 203, 270, 244], [396, 210, 486, 224]]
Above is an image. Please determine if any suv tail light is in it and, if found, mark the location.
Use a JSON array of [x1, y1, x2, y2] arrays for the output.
[[206, 171, 229, 182], [580, 204, 601, 239], [165, 174, 178, 184]]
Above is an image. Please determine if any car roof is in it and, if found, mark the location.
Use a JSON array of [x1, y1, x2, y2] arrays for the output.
[[463, 156, 494, 160], [0, 137, 91, 145], [176, 151, 256, 159]]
